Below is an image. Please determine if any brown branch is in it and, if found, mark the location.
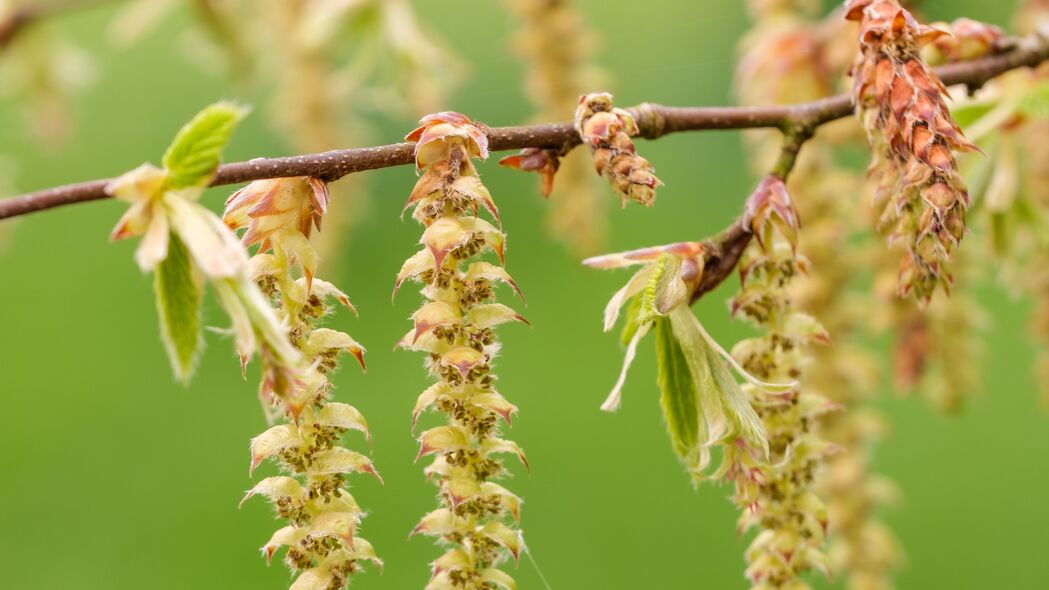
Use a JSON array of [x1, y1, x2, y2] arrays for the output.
[[0, 5, 34, 48], [1, 30, 1047, 221]]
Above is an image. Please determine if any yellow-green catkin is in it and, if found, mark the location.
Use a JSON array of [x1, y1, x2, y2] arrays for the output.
[[398, 113, 526, 590], [0, 8, 91, 145], [729, 224, 835, 590], [263, 0, 367, 273], [922, 252, 985, 412], [507, 0, 608, 255], [795, 152, 904, 588], [264, 0, 462, 274], [1009, 1, 1049, 408], [226, 177, 383, 590], [736, 3, 901, 588]]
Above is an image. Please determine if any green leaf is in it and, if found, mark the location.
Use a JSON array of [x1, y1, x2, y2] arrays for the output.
[[990, 211, 1012, 257], [636, 254, 666, 326], [654, 315, 702, 469], [950, 100, 997, 130], [154, 233, 204, 384], [698, 320, 768, 455], [619, 295, 643, 347], [668, 306, 769, 458], [162, 101, 249, 189], [1017, 80, 1049, 120]]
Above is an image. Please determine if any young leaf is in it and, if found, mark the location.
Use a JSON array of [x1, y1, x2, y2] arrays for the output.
[[1017, 80, 1049, 120], [154, 232, 204, 384], [654, 315, 702, 470], [619, 295, 644, 346], [668, 306, 728, 459], [697, 317, 768, 456], [162, 101, 249, 189], [949, 99, 996, 131], [668, 306, 769, 458]]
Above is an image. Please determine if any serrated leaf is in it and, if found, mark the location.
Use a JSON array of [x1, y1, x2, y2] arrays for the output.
[[154, 232, 203, 384], [667, 306, 769, 468], [699, 321, 767, 454], [654, 315, 702, 470], [675, 307, 768, 454], [162, 102, 248, 189]]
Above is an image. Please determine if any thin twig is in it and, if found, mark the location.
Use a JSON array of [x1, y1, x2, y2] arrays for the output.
[[0, 30, 1047, 222], [690, 128, 813, 304]]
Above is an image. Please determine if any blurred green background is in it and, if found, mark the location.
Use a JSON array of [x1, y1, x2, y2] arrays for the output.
[[2, 1, 1047, 589]]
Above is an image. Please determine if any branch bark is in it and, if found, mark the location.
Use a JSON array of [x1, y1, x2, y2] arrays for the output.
[[0, 30, 1047, 223]]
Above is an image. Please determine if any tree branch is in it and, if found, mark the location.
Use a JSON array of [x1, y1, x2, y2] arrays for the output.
[[1, 30, 1047, 222], [689, 128, 814, 304]]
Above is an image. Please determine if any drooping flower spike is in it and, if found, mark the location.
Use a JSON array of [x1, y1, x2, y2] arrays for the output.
[[724, 178, 836, 589], [228, 175, 382, 590], [106, 103, 379, 589], [735, 3, 905, 586], [846, 0, 979, 302], [397, 112, 528, 589]]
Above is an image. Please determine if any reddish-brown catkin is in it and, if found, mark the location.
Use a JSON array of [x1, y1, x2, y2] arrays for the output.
[[847, 0, 978, 302]]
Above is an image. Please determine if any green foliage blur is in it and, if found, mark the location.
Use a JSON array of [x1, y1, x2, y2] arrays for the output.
[[1, 1, 1046, 588]]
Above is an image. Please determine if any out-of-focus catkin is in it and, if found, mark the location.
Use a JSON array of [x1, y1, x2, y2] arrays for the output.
[[505, 0, 608, 255]]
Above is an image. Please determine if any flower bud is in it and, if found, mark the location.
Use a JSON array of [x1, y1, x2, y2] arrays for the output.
[[574, 92, 662, 207]]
